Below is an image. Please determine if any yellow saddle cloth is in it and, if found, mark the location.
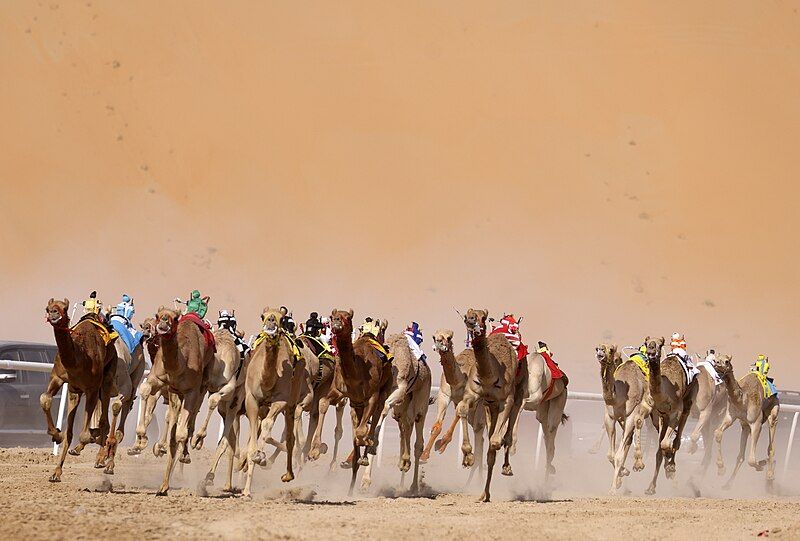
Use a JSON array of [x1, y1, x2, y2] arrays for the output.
[[73, 318, 119, 346], [364, 336, 393, 363], [252, 330, 303, 362], [617, 352, 649, 379], [749, 371, 777, 399]]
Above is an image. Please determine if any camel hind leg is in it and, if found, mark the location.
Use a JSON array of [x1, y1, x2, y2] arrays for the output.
[[645, 419, 668, 495], [501, 396, 523, 477], [156, 393, 181, 496], [328, 401, 346, 471], [478, 405, 500, 503], [714, 410, 735, 476], [611, 412, 636, 493], [766, 406, 779, 482], [410, 409, 426, 494], [421, 393, 449, 461], [542, 390, 567, 484]]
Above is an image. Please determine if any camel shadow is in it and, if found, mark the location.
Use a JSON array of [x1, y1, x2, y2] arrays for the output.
[[294, 500, 357, 506], [513, 498, 573, 504]]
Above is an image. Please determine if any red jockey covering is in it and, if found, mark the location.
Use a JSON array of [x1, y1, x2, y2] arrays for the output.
[[490, 314, 529, 361], [540, 350, 566, 381], [179, 312, 216, 352]]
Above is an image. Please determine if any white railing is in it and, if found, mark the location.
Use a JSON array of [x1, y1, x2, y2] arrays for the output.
[[3, 359, 799, 474]]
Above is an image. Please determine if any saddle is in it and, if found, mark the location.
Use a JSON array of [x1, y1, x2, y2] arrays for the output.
[[300, 334, 334, 363], [179, 313, 216, 352], [541, 350, 568, 400], [619, 351, 650, 379], [73, 315, 119, 346], [251, 330, 303, 363], [364, 336, 393, 364], [750, 370, 778, 399]]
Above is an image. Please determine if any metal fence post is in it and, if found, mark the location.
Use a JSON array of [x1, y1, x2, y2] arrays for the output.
[[52, 383, 68, 456], [783, 411, 799, 475]]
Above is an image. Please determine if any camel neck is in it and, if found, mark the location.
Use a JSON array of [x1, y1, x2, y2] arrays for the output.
[[438, 349, 464, 387], [470, 333, 494, 381], [158, 331, 181, 373], [647, 355, 663, 399], [722, 370, 744, 407], [52, 324, 76, 368], [600, 361, 616, 403], [335, 329, 359, 381]]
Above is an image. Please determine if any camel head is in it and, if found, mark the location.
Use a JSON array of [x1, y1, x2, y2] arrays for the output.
[[140, 317, 157, 341], [715, 354, 734, 377], [330, 308, 354, 335], [155, 306, 181, 337], [46, 298, 70, 327], [463, 308, 488, 337], [596, 343, 618, 365], [376, 318, 389, 342], [260, 307, 283, 337], [433, 329, 454, 353], [644, 336, 665, 364]]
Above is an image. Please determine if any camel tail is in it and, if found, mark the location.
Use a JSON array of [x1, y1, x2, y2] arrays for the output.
[[560, 414, 569, 426]]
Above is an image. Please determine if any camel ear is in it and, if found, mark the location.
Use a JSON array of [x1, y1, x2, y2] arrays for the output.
[[610, 344, 617, 355], [644, 336, 650, 343], [347, 308, 354, 318], [659, 337, 665, 346], [63, 298, 70, 309], [157, 305, 166, 313], [280, 306, 288, 316]]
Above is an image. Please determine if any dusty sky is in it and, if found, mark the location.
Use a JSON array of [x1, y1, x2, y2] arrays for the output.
[[1, 2, 799, 390]]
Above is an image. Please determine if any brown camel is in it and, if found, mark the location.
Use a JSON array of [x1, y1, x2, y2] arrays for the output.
[[41, 299, 117, 481], [645, 336, 698, 495], [421, 329, 485, 466], [714, 355, 780, 488], [597, 344, 651, 492], [329, 309, 394, 496], [139, 307, 215, 495], [687, 360, 727, 474], [455, 309, 519, 502], [241, 307, 306, 498]]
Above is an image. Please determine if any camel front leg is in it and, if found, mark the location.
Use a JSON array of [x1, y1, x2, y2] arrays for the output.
[[421, 393, 449, 462], [242, 393, 263, 498], [174, 390, 203, 465], [603, 408, 617, 466], [766, 406, 779, 482], [714, 410, 734, 476], [77, 391, 99, 451], [355, 393, 380, 447], [501, 397, 523, 476], [329, 401, 346, 471], [130, 377, 161, 454], [457, 394, 477, 468], [308, 396, 330, 460], [436, 413, 460, 455], [48, 391, 80, 482], [747, 419, 765, 470], [723, 423, 750, 489], [489, 397, 514, 451], [645, 419, 668, 495], [40, 375, 65, 443], [611, 412, 636, 492], [156, 393, 181, 496], [689, 404, 714, 454], [101, 396, 124, 474], [479, 405, 500, 503], [281, 405, 296, 482], [410, 409, 426, 494]]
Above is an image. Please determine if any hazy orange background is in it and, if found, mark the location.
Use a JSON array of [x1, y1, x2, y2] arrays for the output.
[[2, 2, 798, 390]]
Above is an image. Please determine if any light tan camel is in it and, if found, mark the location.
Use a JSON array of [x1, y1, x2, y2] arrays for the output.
[[645, 336, 698, 495], [382, 333, 432, 493], [329, 309, 394, 496], [139, 307, 215, 496], [192, 328, 243, 450], [41, 299, 117, 481], [521, 348, 569, 483], [241, 307, 306, 498], [714, 355, 780, 488], [597, 344, 651, 491], [455, 309, 519, 502], [687, 361, 727, 474]]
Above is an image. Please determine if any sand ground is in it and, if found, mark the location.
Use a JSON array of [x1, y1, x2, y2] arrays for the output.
[[1, 447, 798, 541]]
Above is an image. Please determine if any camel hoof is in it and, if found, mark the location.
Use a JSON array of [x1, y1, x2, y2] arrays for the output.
[[340, 460, 352, 470], [103, 466, 115, 475], [253, 452, 266, 467], [399, 460, 411, 473], [547, 464, 556, 475], [501, 465, 513, 476], [478, 492, 490, 503], [68, 447, 81, 456], [281, 472, 295, 483], [462, 453, 475, 468], [153, 443, 166, 458], [365, 444, 377, 456], [155, 489, 168, 497], [620, 467, 630, 478], [204, 472, 215, 486], [94, 461, 106, 469], [633, 460, 645, 472], [179, 454, 191, 465], [48, 474, 61, 483], [767, 471, 776, 482], [358, 457, 370, 467], [419, 455, 429, 465], [50, 430, 64, 444], [191, 434, 205, 450], [360, 479, 372, 492], [127, 447, 142, 456], [434, 439, 446, 452], [645, 486, 656, 496], [223, 486, 241, 494], [717, 465, 726, 477], [753, 460, 767, 471], [319, 443, 328, 455]]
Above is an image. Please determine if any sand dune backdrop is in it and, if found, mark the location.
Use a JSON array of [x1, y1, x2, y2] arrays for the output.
[[1, 2, 799, 390]]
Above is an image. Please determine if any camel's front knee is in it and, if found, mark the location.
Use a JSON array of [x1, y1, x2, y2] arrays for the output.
[[40, 393, 52, 411]]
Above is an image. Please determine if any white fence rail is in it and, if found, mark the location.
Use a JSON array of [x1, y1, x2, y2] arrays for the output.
[[3, 359, 799, 474]]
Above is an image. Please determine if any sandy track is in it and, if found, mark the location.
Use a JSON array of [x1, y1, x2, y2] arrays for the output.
[[1, 447, 798, 540]]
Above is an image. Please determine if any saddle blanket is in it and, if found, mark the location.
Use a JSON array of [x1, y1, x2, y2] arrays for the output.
[[73, 315, 119, 346], [697, 361, 723, 386], [750, 370, 778, 398], [108, 315, 143, 354], [179, 312, 216, 352], [675, 355, 700, 386], [625, 352, 650, 379], [364, 336, 393, 364]]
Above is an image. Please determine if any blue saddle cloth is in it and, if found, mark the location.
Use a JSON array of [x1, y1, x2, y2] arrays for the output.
[[109, 315, 142, 354]]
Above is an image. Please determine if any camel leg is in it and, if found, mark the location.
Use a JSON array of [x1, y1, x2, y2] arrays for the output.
[[766, 407, 779, 482], [664, 405, 692, 479], [612, 413, 637, 492], [645, 420, 668, 495], [479, 405, 500, 503], [308, 396, 330, 461], [723, 423, 750, 490], [130, 378, 160, 454], [49, 391, 80, 482], [303, 397, 321, 458], [690, 404, 714, 455], [436, 414, 460, 455], [632, 405, 648, 472], [697, 414, 715, 475], [410, 409, 425, 494], [293, 404, 306, 468], [714, 410, 734, 476], [206, 435, 229, 486], [355, 394, 380, 446], [224, 416, 241, 492], [156, 393, 181, 496], [603, 410, 617, 466], [259, 402, 287, 462], [422, 394, 449, 461], [747, 419, 765, 470], [329, 401, 346, 471], [174, 391, 202, 465], [242, 393, 264, 498], [77, 390, 99, 453], [457, 395, 477, 468], [40, 375, 65, 443], [281, 405, 296, 482], [102, 396, 124, 474], [542, 391, 566, 483], [489, 398, 514, 451], [501, 397, 523, 477]]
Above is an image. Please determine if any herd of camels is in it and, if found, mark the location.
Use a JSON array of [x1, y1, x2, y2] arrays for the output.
[[40, 298, 779, 502]]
